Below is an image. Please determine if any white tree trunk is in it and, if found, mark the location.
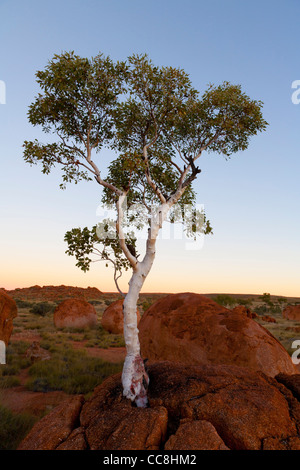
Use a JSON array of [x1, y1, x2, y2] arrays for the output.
[[121, 202, 171, 407], [122, 266, 149, 407]]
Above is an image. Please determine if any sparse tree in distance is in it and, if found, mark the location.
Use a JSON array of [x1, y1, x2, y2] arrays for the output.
[[24, 51, 267, 406], [277, 297, 287, 312], [213, 294, 237, 308]]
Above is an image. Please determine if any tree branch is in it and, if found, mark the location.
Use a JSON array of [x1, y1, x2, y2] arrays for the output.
[[116, 193, 138, 270]]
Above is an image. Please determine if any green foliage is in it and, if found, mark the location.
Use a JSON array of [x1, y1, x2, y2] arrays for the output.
[[213, 294, 237, 308], [0, 376, 21, 388], [235, 298, 253, 307], [15, 299, 34, 308], [141, 299, 153, 312], [174, 81, 268, 158], [258, 293, 275, 309], [64, 224, 134, 273], [29, 301, 55, 316], [26, 345, 122, 394], [24, 51, 267, 285], [1, 342, 32, 377], [0, 405, 36, 450], [23, 51, 127, 189]]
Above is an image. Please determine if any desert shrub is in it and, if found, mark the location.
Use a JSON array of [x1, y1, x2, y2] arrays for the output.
[[141, 299, 153, 312], [254, 304, 281, 315], [89, 300, 103, 305], [0, 376, 21, 388], [0, 404, 36, 450], [29, 302, 55, 316], [24, 323, 42, 330], [15, 299, 34, 308], [213, 294, 237, 308], [235, 298, 253, 307], [1, 364, 19, 376], [254, 304, 268, 315], [95, 325, 125, 348], [26, 346, 122, 394], [1, 342, 32, 376]]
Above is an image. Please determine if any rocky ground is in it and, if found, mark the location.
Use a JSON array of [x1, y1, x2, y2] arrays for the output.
[[18, 362, 300, 450]]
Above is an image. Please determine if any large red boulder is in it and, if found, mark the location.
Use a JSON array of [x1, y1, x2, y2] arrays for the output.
[[139, 293, 297, 377], [18, 395, 84, 450], [53, 299, 97, 329], [101, 299, 140, 335], [165, 419, 229, 450], [0, 289, 18, 345], [283, 305, 300, 321], [18, 362, 300, 450]]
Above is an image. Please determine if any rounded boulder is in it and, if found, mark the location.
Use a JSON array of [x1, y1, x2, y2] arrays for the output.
[[283, 305, 300, 321], [101, 299, 141, 335], [53, 299, 97, 329], [138, 293, 297, 377]]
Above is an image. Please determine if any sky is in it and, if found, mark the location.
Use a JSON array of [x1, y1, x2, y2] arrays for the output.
[[0, 0, 299, 296]]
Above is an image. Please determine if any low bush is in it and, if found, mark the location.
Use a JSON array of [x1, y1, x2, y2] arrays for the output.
[[0, 405, 36, 450], [15, 299, 34, 308], [26, 346, 122, 394], [0, 376, 21, 388], [29, 302, 55, 316]]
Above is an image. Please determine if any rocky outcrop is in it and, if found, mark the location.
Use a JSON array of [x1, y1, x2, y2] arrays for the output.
[[0, 289, 17, 345], [6, 285, 103, 302], [276, 373, 300, 402], [139, 293, 297, 377], [262, 315, 277, 323], [283, 305, 300, 321], [101, 299, 140, 335], [53, 299, 97, 329], [18, 362, 300, 450], [165, 419, 229, 450], [18, 395, 84, 450], [231, 305, 258, 319]]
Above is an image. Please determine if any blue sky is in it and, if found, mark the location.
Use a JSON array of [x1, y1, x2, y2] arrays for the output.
[[0, 0, 299, 296]]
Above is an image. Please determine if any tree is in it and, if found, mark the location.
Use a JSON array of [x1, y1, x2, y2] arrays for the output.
[[259, 292, 274, 310], [277, 297, 287, 311], [213, 294, 237, 308], [24, 51, 268, 407]]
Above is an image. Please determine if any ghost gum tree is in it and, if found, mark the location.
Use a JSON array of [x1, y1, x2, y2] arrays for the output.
[[24, 51, 267, 407]]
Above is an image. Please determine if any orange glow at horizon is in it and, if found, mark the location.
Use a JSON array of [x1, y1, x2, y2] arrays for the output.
[[2, 265, 300, 298]]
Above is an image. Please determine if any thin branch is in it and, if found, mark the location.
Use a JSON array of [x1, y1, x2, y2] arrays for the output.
[[143, 145, 166, 204], [91, 257, 125, 297], [116, 192, 138, 270], [169, 159, 182, 174]]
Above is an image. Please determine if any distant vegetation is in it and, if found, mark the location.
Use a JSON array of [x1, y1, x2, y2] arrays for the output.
[[29, 302, 55, 316], [212, 294, 238, 308], [15, 299, 34, 309]]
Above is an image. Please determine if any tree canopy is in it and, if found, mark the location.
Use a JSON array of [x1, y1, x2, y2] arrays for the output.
[[24, 51, 268, 406]]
